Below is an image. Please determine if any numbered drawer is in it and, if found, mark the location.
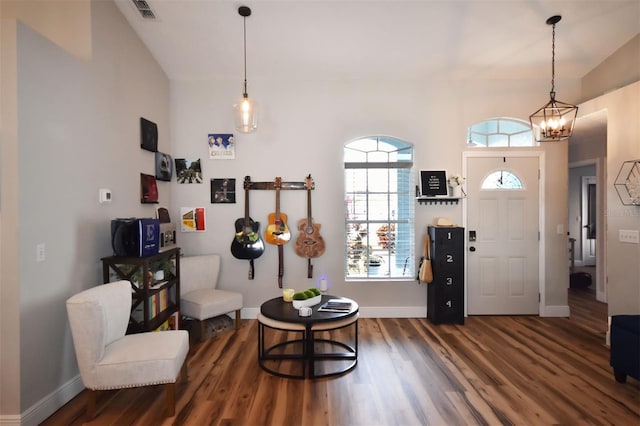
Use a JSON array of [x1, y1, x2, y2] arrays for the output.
[[434, 251, 463, 269], [430, 228, 463, 245], [434, 274, 464, 290], [434, 304, 464, 324], [435, 280, 463, 298]]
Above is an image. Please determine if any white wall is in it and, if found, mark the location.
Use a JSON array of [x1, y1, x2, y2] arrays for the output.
[[1, 0, 171, 422], [170, 75, 576, 313], [579, 82, 640, 315]]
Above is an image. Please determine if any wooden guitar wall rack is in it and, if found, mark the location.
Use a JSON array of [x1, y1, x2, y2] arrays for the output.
[[242, 175, 322, 288], [243, 178, 313, 191]]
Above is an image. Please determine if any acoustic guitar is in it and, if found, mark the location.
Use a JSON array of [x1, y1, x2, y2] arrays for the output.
[[264, 177, 291, 245], [231, 176, 265, 279], [295, 175, 326, 277], [265, 177, 290, 287]]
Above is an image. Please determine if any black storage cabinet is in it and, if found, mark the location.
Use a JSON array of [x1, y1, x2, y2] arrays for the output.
[[427, 226, 465, 325]]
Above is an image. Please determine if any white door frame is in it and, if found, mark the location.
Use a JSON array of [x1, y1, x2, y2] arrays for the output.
[[569, 158, 606, 303], [462, 150, 545, 316]]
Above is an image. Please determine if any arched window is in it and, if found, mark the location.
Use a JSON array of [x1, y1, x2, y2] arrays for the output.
[[344, 137, 414, 280], [481, 170, 525, 189], [468, 118, 534, 147]]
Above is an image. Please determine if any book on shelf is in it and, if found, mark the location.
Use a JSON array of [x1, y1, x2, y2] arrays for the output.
[[150, 280, 168, 289], [159, 288, 168, 312], [318, 299, 352, 312]]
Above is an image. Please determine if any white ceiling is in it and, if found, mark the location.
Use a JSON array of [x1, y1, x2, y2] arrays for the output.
[[115, 0, 639, 83], [114, 0, 638, 144]]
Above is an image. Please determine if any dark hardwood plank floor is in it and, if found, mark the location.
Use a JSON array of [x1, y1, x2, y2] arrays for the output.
[[42, 293, 639, 426]]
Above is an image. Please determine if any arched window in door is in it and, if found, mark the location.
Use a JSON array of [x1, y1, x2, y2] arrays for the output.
[[481, 170, 525, 190]]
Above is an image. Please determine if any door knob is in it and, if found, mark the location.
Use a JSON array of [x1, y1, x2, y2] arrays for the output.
[[469, 246, 476, 252]]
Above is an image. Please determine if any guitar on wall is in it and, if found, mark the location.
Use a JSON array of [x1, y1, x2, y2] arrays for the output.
[[264, 177, 290, 287], [231, 176, 265, 279], [294, 175, 326, 278]]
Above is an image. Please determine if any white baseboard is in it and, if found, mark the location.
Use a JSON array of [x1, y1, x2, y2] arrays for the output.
[[0, 415, 21, 426], [541, 304, 570, 317], [20, 375, 84, 426], [358, 306, 427, 318]]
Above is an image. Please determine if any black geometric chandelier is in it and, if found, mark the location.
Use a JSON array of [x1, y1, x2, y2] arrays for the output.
[[529, 15, 578, 142], [233, 6, 258, 133]]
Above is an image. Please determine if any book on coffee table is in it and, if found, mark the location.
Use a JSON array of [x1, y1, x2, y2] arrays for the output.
[[318, 299, 352, 312]]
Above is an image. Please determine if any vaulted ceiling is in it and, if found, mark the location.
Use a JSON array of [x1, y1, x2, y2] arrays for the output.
[[114, 0, 638, 144], [114, 0, 639, 83]]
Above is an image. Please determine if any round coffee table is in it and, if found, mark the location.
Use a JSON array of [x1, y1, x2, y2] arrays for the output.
[[258, 295, 359, 379]]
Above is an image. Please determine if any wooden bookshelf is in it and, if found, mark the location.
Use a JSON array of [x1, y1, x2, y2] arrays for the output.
[[101, 247, 181, 334]]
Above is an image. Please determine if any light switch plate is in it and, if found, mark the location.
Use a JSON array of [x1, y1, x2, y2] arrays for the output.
[[619, 229, 639, 244]]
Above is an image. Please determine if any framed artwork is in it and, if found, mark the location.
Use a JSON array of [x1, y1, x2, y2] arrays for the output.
[[211, 178, 236, 203], [174, 158, 203, 184], [140, 117, 158, 152], [208, 134, 235, 160], [419, 170, 448, 197], [180, 207, 206, 232], [140, 173, 159, 203], [155, 152, 173, 182]]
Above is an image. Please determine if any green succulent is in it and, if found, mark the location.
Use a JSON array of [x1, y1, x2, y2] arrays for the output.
[[293, 292, 308, 300]]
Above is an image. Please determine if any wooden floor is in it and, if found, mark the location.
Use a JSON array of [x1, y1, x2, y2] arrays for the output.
[[42, 290, 639, 426]]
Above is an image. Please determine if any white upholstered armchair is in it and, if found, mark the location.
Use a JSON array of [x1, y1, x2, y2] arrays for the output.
[[180, 254, 243, 339], [66, 280, 189, 419]]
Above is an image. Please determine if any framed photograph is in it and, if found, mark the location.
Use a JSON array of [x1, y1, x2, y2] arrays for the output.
[[174, 158, 203, 184], [180, 207, 206, 232], [141, 173, 159, 203], [140, 117, 158, 152], [210, 178, 236, 203], [155, 152, 173, 182], [208, 133, 235, 160], [419, 170, 448, 197]]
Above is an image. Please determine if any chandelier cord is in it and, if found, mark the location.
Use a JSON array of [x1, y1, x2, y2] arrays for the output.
[[550, 22, 556, 96]]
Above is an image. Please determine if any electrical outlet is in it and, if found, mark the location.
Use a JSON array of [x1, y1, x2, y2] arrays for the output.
[[618, 229, 639, 244], [36, 243, 46, 262]]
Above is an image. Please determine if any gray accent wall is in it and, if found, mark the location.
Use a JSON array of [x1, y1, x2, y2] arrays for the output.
[[2, 0, 170, 421]]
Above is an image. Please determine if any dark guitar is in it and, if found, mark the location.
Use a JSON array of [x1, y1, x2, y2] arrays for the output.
[[231, 176, 265, 279], [295, 175, 326, 262]]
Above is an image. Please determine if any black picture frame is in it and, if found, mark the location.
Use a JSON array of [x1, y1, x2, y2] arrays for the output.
[[210, 178, 236, 203], [419, 170, 448, 197], [140, 117, 158, 152], [155, 152, 173, 182]]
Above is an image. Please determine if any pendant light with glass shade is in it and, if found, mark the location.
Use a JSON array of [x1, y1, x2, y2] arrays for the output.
[[529, 15, 578, 142], [234, 6, 258, 133]]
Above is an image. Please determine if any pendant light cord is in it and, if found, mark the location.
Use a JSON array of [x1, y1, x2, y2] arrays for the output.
[[243, 15, 248, 97]]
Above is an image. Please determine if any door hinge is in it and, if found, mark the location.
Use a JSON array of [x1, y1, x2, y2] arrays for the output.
[[538, 293, 541, 302]]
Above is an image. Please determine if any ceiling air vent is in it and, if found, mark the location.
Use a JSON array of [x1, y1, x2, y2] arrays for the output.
[[132, 0, 156, 19]]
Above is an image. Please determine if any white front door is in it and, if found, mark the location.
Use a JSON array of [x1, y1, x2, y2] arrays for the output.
[[466, 156, 540, 315]]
